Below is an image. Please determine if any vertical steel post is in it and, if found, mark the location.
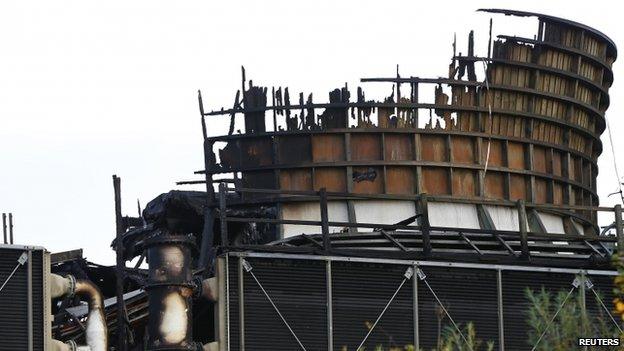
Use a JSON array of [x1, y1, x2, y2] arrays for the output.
[[420, 195, 431, 256], [219, 183, 229, 247], [413, 264, 419, 351], [320, 188, 330, 251], [27, 250, 33, 351], [326, 260, 333, 351], [616, 205, 623, 254], [2, 213, 6, 244], [579, 271, 587, 344], [238, 257, 245, 351], [517, 200, 529, 258], [113, 175, 127, 351], [8, 213, 13, 244], [199, 138, 217, 273], [497, 269, 505, 351]]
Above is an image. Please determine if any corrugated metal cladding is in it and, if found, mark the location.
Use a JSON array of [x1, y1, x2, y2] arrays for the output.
[[332, 261, 413, 350], [228, 257, 327, 351], [0, 247, 44, 351], [417, 267, 499, 350], [225, 255, 618, 351], [502, 271, 617, 350]]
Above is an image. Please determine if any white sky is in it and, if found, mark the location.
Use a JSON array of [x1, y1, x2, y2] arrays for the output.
[[1, 0, 622, 265]]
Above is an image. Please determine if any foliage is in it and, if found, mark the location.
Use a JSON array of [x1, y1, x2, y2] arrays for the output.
[[612, 254, 624, 320], [525, 284, 620, 351], [438, 322, 494, 351], [339, 322, 492, 351]]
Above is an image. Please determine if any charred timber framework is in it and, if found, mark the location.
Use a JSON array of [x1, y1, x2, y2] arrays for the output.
[[214, 185, 622, 268], [193, 9, 617, 235]]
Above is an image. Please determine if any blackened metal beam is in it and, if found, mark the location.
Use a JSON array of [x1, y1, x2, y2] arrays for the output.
[[419, 194, 431, 257], [459, 232, 483, 255], [219, 182, 229, 247], [113, 175, 127, 351], [2, 213, 6, 244], [199, 139, 217, 274], [517, 200, 530, 259], [320, 188, 330, 251], [380, 230, 409, 252], [8, 213, 13, 244], [616, 205, 623, 255]]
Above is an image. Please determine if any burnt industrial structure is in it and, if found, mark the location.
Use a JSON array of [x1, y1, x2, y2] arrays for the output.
[[1, 8, 623, 351]]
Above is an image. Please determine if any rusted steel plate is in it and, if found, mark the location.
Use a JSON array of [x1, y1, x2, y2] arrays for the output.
[[280, 169, 312, 191], [311, 134, 345, 162], [452, 169, 477, 197], [484, 172, 505, 199], [350, 134, 382, 161], [422, 167, 449, 195], [420, 135, 447, 162], [452, 136, 475, 164], [384, 134, 413, 161], [352, 166, 383, 194], [314, 168, 346, 192], [386, 167, 414, 194]]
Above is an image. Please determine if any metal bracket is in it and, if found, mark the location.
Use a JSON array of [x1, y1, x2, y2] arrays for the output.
[[415, 267, 426, 281], [572, 277, 582, 288], [242, 259, 253, 273], [404, 267, 414, 280], [17, 252, 28, 265]]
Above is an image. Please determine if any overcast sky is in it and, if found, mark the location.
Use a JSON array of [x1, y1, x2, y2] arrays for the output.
[[1, 0, 622, 265]]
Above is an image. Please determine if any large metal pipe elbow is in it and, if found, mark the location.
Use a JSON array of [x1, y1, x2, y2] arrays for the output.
[[49, 339, 91, 351], [50, 274, 76, 299], [74, 279, 108, 351]]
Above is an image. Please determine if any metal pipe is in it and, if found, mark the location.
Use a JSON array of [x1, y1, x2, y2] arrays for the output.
[[202, 342, 218, 351], [75, 279, 108, 351], [49, 339, 75, 351], [145, 233, 196, 350], [49, 274, 107, 351], [50, 274, 75, 299]]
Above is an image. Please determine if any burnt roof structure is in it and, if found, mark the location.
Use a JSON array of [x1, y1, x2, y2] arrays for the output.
[[171, 7, 622, 270]]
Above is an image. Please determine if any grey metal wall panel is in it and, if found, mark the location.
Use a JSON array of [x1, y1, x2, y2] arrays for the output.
[[0, 247, 44, 351], [229, 257, 327, 350], [331, 261, 414, 350], [501, 270, 576, 350], [417, 266, 499, 350]]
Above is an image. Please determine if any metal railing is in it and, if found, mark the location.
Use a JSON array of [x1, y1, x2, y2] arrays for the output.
[[212, 183, 624, 259]]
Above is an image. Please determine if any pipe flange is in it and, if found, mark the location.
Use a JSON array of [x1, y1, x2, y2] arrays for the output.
[[147, 344, 200, 351], [143, 234, 197, 252], [143, 233, 197, 249], [143, 281, 196, 290], [66, 274, 77, 298], [66, 340, 78, 351]]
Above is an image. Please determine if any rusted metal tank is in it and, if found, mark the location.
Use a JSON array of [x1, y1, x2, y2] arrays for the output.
[[197, 9, 616, 237]]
